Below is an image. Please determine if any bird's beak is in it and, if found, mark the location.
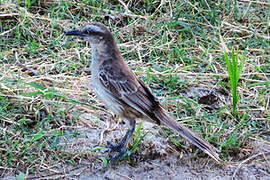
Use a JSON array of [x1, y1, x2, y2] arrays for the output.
[[65, 30, 84, 36]]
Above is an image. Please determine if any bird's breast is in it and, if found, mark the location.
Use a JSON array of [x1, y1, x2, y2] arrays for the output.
[[90, 62, 124, 115]]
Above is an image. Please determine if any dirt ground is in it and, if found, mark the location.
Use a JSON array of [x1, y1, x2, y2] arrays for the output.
[[2, 113, 269, 180]]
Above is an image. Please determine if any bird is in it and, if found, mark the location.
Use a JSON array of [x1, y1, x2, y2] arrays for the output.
[[66, 22, 220, 162]]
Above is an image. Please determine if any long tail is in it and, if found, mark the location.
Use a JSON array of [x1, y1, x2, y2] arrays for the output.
[[154, 108, 220, 162]]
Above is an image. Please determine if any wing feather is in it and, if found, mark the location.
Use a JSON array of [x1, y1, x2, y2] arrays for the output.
[[98, 59, 160, 123]]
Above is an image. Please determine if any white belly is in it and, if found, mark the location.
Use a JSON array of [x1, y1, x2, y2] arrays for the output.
[[91, 75, 123, 115]]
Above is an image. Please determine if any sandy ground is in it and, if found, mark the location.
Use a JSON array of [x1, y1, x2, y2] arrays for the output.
[[1, 113, 270, 180]]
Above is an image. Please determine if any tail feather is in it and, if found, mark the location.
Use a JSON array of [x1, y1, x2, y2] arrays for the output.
[[154, 108, 220, 162]]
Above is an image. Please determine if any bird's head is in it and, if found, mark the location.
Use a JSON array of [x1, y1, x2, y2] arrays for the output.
[[66, 22, 113, 44]]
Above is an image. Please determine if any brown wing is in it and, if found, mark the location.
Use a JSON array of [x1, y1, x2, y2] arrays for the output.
[[99, 59, 161, 124]]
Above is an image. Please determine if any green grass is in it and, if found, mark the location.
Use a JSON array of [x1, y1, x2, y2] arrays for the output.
[[224, 49, 245, 115], [0, 0, 269, 177], [121, 121, 147, 162]]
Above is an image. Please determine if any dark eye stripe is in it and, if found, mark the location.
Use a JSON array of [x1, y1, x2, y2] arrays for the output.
[[85, 29, 95, 33], [84, 29, 104, 36]]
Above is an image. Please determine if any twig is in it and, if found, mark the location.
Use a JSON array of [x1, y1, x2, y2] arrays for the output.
[[0, 26, 16, 36], [0, 13, 19, 18], [232, 152, 270, 179], [0, 115, 20, 126], [242, 1, 251, 18], [240, 0, 270, 5], [117, 172, 133, 180], [135, 71, 267, 83], [151, 0, 165, 17], [222, 21, 270, 40], [87, 5, 148, 20], [0, 94, 107, 112], [118, 0, 131, 13], [99, 115, 119, 145], [78, 116, 98, 128]]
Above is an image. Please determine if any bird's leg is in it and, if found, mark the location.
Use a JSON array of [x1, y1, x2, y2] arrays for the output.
[[106, 117, 136, 161], [107, 124, 135, 151]]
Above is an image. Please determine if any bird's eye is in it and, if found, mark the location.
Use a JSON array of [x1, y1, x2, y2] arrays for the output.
[[84, 29, 93, 34]]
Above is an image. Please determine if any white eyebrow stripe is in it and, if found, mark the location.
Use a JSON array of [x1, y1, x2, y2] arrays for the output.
[[89, 25, 105, 33]]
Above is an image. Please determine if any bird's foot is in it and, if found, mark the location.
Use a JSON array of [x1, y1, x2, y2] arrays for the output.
[[109, 148, 127, 162], [106, 141, 140, 162], [105, 140, 127, 161], [106, 140, 125, 152]]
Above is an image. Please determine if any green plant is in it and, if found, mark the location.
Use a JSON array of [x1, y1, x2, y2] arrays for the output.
[[121, 121, 147, 161], [224, 49, 245, 115]]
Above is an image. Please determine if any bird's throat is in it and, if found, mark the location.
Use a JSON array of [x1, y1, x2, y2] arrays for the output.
[[90, 40, 120, 64]]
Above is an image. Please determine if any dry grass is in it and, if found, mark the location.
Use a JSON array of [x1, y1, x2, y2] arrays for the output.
[[0, 0, 269, 178]]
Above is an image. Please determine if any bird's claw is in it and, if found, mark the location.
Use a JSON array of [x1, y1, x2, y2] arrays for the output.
[[106, 141, 130, 162], [109, 148, 127, 162], [106, 140, 124, 152]]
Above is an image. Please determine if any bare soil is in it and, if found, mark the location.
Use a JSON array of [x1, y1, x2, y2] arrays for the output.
[[2, 113, 269, 180]]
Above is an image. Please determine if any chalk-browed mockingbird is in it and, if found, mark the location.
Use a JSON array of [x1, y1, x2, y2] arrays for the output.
[[66, 22, 219, 162]]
